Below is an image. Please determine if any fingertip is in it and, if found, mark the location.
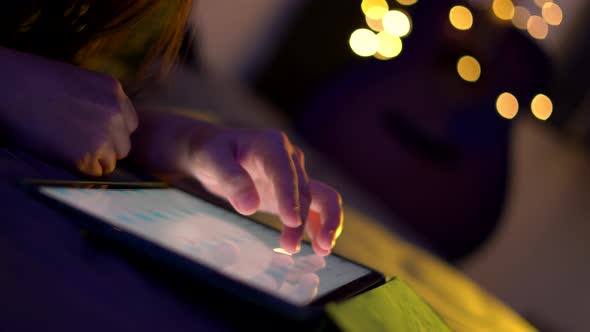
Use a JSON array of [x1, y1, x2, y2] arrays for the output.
[[317, 229, 336, 251], [98, 157, 116, 175], [312, 241, 331, 256], [280, 236, 301, 255], [233, 190, 260, 215]]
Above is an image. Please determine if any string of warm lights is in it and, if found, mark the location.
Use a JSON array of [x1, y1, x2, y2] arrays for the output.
[[350, 0, 415, 60], [483, 0, 560, 121], [350, 0, 559, 121], [484, 0, 563, 39]]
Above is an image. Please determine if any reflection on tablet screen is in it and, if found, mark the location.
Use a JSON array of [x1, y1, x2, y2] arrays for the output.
[[40, 187, 372, 306]]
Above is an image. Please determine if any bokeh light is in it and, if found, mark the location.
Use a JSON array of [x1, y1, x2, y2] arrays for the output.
[[366, 17, 385, 32], [531, 94, 553, 120], [512, 6, 531, 30], [366, 5, 388, 20], [457, 55, 481, 82], [492, 0, 515, 21], [361, 0, 388, 15], [449, 5, 474, 31], [365, 6, 387, 31], [534, 0, 552, 8], [376, 31, 403, 59], [542, 2, 563, 26], [383, 10, 412, 37], [397, 0, 418, 5], [496, 92, 519, 119], [527, 15, 549, 39], [349, 28, 379, 57], [273, 248, 292, 256]]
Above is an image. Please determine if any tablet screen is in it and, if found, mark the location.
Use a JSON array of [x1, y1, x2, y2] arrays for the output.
[[39, 187, 373, 306]]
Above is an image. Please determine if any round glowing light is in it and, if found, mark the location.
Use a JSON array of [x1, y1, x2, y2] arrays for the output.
[[542, 2, 563, 26], [382, 10, 412, 37], [496, 92, 519, 119], [449, 5, 474, 30], [361, 0, 388, 15], [534, 0, 552, 8], [366, 17, 384, 32], [527, 15, 549, 39], [349, 28, 379, 57], [397, 0, 418, 5], [512, 6, 531, 30], [457, 55, 481, 82], [366, 6, 388, 20], [376, 31, 403, 59], [365, 6, 387, 31], [492, 0, 515, 21], [531, 94, 553, 120]]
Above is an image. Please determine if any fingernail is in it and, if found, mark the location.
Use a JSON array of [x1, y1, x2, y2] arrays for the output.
[[236, 191, 257, 213], [292, 207, 303, 227], [319, 241, 332, 251], [319, 232, 336, 250], [294, 216, 303, 227]]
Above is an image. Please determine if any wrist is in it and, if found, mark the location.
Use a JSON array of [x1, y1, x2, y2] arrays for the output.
[[129, 106, 223, 175]]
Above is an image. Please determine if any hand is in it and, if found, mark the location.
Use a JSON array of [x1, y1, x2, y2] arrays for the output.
[[253, 252, 325, 305], [188, 128, 343, 256], [0, 47, 138, 176], [131, 109, 343, 255]]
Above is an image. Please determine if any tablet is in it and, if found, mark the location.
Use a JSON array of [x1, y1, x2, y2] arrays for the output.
[[29, 180, 384, 321]]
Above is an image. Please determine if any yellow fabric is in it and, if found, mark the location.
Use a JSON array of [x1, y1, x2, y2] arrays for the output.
[[253, 207, 537, 332], [326, 278, 452, 332]]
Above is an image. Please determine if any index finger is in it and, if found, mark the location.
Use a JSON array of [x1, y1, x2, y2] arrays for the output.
[[256, 131, 309, 228]]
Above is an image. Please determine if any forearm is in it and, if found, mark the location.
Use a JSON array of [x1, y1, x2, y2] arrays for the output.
[[0, 47, 52, 148], [0, 47, 79, 131], [0, 47, 29, 135]]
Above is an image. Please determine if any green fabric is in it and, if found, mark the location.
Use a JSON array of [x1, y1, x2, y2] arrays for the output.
[[326, 278, 453, 332]]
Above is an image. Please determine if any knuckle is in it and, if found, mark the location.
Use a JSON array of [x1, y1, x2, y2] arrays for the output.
[[119, 143, 131, 159], [128, 120, 139, 134], [225, 173, 249, 190], [104, 79, 126, 114], [107, 112, 125, 127], [192, 146, 215, 165]]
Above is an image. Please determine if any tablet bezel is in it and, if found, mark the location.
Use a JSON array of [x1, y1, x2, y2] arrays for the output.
[[23, 178, 385, 322]]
